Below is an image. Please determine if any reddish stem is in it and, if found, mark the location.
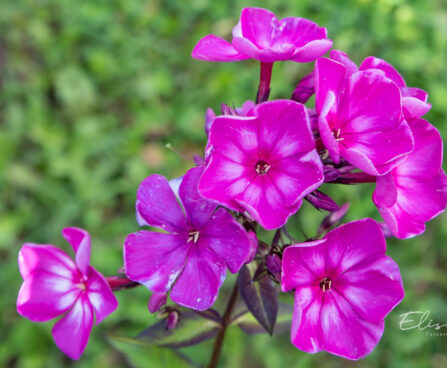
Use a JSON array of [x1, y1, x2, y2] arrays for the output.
[[207, 283, 239, 368], [335, 172, 377, 184], [106, 276, 140, 291], [256, 62, 273, 104]]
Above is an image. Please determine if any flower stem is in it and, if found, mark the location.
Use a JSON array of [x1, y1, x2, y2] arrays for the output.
[[207, 282, 239, 368], [334, 172, 377, 184], [256, 62, 273, 104], [106, 276, 140, 291]]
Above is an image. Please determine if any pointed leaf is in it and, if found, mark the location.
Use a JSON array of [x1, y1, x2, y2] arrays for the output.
[[237, 263, 278, 335], [194, 309, 222, 323], [107, 335, 198, 368], [231, 303, 293, 335], [135, 311, 220, 348]]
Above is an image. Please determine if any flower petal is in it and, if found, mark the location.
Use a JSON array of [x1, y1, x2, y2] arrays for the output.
[[18, 243, 77, 279], [236, 175, 301, 230], [281, 239, 327, 292], [198, 152, 254, 212], [170, 246, 226, 310], [254, 100, 316, 161], [239, 7, 278, 48], [199, 207, 251, 273], [269, 152, 324, 206], [319, 289, 384, 360], [318, 90, 340, 163], [292, 39, 333, 63], [329, 49, 358, 76], [402, 96, 431, 120], [290, 286, 324, 353], [136, 174, 187, 233], [61, 227, 91, 276], [374, 173, 397, 207], [359, 56, 406, 88], [396, 118, 443, 178], [315, 57, 346, 113], [275, 17, 328, 48], [52, 295, 94, 360], [340, 119, 414, 176], [124, 231, 189, 292], [379, 171, 447, 239], [191, 35, 248, 62], [324, 219, 387, 276], [179, 167, 217, 230], [17, 271, 80, 322], [336, 254, 404, 323], [338, 70, 402, 134], [86, 266, 118, 325]]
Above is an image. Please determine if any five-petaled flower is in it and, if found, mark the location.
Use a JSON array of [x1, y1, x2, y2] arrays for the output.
[[314, 56, 414, 176], [17, 228, 118, 360], [373, 118, 447, 238], [281, 219, 405, 360], [198, 99, 324, 230], [124, 166, 254, 311], [192, 7, 332, 63]]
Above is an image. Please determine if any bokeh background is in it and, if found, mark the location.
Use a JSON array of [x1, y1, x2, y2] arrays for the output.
[[1, 0, 446, 367]]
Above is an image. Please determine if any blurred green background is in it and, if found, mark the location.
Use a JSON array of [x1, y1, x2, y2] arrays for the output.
[[1, 0, 446, 367]]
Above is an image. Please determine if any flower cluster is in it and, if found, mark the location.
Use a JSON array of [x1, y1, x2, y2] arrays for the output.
[[16, 6, 446, 363]]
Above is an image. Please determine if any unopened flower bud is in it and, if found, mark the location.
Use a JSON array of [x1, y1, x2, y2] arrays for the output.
[[148, 292, 167, 314], [318, 203, 350, 236], [266, 254, 282, 282], [306, 190, 339, 212], [323, 166, 340, 183], [291, 71, 315, 104], [166, 310, 180, 330], [204, 107, 216, 136]]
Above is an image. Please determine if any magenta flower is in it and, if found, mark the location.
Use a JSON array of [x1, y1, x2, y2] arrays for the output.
[[192, 7, 332, 63], [373, 118, 447, 238], [330, 50, 431, 120], [198, 100, 324, 230], [17, 228, 118, 360], [315, 56, 414, 176], [124, 167, 253, 310], [281, 219, 404, 360]]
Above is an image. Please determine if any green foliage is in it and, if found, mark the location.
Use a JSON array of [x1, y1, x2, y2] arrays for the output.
[[1, 0, 446, 367]]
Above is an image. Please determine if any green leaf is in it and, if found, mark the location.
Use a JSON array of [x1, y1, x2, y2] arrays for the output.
[[108, 335, 198, 368], [237, 263, 279, 335], [231, 303, 294, 335], [135, 311, 221, 348]]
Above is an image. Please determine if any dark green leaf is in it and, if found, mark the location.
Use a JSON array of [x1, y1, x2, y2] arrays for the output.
[[136, 311, 220, 349], [107, 335, 198, 368], [231, 303, 294, 335], [237, 263, 278, 335]]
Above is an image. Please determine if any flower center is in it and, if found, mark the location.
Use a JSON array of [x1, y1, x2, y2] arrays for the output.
[[76, 282, 86, 291], [319, 277, 332, 292], [187, 230, 200, 244], [255, 160, 271, 176], [333, 128, 343, 142]]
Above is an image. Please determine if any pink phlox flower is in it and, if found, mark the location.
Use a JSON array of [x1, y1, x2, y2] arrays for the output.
[[315, 56, 414, 176], [192, 7, 332, 63], [124, 166, 253, 310], [281, 219, 404, 359], [199, 99, 324, 230], [17, 228, 118, 360], [373, 118, 447, 238]]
